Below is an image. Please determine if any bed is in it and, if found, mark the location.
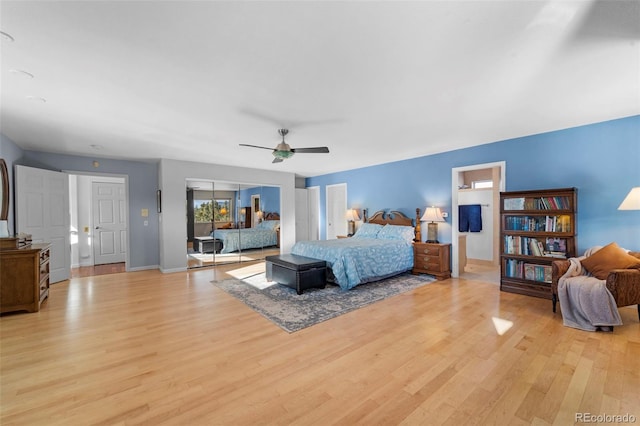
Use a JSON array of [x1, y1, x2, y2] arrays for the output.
[[211, 213, 279, 254], [291, 210, 418, 290]]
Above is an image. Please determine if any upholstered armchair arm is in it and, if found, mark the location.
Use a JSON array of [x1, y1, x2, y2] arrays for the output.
[[551, 260, 571, 295], [551, 260, 571, 313], [606, 269, 640, 307]]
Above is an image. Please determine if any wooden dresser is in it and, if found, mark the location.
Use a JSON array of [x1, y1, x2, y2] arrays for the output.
[[412, 242, 451, 280], [0, 239, 51, 314]]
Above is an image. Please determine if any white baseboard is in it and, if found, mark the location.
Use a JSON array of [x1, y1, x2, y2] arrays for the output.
[[159, 266, 188, 274], [128, 264, 160, 272]]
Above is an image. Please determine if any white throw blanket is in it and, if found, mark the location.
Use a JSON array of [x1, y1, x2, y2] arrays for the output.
[[557, 248, 622, 331]]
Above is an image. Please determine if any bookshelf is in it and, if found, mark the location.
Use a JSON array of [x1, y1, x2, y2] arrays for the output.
[[500, 187, 577, 299]]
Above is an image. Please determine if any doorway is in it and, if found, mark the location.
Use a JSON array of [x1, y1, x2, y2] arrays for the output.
[[251, 194, 261, 227], [451, 161, 505, 281], [92, 181, 126, 265], [326, 183, 347, 240], [70, 174, 129, 277]]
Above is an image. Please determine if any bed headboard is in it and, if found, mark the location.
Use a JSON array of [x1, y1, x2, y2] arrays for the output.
[[364, 209, 414, 227], [264, 212, 280, 221], [363, 208, 421, 242]]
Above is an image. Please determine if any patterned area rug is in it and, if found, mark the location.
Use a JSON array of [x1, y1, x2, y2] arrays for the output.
[[213, 272, 435, 333]]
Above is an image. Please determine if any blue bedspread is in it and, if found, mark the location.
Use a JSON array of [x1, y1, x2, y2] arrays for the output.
[[291, 238, 414, 290], [211, 229, 277, 254]]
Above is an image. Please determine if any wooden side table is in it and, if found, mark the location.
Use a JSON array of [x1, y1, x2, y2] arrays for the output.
[[412, 242, 451, 280]]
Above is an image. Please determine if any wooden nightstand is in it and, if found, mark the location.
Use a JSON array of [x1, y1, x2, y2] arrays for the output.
[[412, 242, 451, 280]]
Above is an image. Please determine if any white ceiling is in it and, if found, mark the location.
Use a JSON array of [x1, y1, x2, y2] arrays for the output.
[[1, 1, 638, 177]]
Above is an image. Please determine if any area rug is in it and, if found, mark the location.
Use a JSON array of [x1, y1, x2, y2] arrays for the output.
[[213, 272, 435, 333]]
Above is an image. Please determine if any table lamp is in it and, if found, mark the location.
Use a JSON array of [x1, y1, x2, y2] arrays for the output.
[[421, 206, 445, 243], [345, 209, 360, 236]]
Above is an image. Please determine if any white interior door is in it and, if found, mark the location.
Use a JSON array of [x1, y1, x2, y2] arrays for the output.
[[92, 181, 126, 265], [326, 183, 347, 240], [15, 165, 70, 283], [295, 188, 309, 242], [308, 186, 320, 241]]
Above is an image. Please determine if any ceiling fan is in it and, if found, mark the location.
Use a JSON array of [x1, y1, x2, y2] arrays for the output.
[[240, 129, 330, 163]]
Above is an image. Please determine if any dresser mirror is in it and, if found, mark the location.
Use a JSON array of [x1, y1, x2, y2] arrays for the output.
[[0, 159, 9, 221]]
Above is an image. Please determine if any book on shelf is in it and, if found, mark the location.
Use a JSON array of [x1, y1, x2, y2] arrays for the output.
[[504, 197, 525, 210], [543, 251, 567, 258], [524, 263, 552, 283], [504, 196, 570, 211]]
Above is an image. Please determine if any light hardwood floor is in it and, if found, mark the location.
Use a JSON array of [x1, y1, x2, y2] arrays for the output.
[[1, 262, 639, 425]]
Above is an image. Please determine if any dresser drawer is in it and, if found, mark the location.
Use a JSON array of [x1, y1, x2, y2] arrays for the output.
[[415, 256, 440, 267], [39, 248, 50, 264], [414, 245, 442, 256], [415, 258, 444, 271]]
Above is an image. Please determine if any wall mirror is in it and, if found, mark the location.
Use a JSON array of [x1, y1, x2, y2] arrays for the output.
[[186, 179, 280, 269], [0, 159, 9, 221]]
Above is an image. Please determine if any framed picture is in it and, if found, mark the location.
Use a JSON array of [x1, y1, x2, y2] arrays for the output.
[[156, 190, 162, 213]]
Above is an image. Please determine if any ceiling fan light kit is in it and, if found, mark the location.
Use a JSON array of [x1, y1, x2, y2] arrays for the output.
[[239, 128, 330, 163]]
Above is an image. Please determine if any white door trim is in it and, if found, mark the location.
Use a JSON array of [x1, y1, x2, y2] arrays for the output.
[[451, 161, 506, 277], [66, 171, 130, 272]]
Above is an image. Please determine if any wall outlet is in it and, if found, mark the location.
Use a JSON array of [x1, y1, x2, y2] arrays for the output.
[[442, 212, 449, 218]]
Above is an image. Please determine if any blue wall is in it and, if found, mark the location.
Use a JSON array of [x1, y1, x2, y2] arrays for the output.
[[0, 136, 160, 270], [238, 185, 281, 214], [307, 115, 640, 253]]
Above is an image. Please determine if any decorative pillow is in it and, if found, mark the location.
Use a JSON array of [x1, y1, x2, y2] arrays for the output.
[[219, 222, 233, 229], [581, 242, 640, 280], [352, 223, 383, 239], [376, 224, 415, 243], [257, 220, 280, 231]]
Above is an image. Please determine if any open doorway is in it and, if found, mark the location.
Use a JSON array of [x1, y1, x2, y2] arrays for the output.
[[451, 161, 505, 282], [69, 173, 128, 278]]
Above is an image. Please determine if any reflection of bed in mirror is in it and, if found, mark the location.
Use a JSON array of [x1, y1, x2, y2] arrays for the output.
[[291, 210, 417, 290], [211, 213, 280, 254]]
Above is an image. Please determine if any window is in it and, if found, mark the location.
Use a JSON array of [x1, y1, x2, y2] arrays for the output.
[[472, 180, 493, 189], [194, 198, 231, 222]]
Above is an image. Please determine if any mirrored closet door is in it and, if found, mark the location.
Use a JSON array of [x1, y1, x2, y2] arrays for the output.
[[186, 179, 280, 269]]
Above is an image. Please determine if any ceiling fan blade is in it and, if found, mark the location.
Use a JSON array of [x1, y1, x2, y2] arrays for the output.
[[291, 147, 330, 154], [272, 157, 284, 164], [239, 144, 275, 151]]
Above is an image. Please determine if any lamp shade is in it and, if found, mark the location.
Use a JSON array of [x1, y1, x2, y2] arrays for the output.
[[420, 206, 444, 222], [618, 187, 640, 210], [345, 209, 360, 222]]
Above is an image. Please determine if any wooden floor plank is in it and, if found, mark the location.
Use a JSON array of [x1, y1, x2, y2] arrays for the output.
[[1, 263, 639, 425]]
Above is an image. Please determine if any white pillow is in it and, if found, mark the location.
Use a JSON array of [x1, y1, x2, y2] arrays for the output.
[[376, 224, 415, 243], [352, 223, 383, 239]]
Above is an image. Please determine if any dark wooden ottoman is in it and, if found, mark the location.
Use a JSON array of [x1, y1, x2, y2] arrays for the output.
[[265, 254, 327, 295]]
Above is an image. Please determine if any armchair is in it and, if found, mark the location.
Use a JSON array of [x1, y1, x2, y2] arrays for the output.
[[551, 251, 640, 321]]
